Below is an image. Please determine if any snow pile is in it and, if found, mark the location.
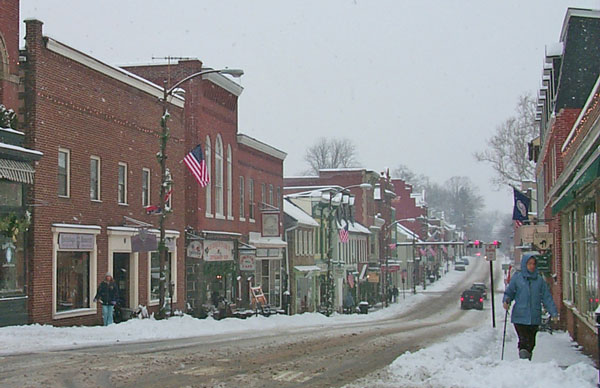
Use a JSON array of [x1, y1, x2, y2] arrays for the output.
[[346, 298, 597, 388]]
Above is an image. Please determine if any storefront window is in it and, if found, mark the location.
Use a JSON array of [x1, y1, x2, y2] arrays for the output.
[[0, 181, 23, 207], [563, 209, 577, 303], [56, 251, 90, 312], [150, 251, 172, 301], [582, 201, 598, 319], [0, 232, 25, 296]]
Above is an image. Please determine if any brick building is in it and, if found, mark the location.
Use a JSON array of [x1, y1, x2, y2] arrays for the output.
[[390, 178, 428, 239], [533, 8, 600, 356], [22, 19, 187, 325], [123, 61, 287, 314], [0, 0, 43, 326]]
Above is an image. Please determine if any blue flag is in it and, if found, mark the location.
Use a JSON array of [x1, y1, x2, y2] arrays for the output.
[[512, 188, 530, 222]]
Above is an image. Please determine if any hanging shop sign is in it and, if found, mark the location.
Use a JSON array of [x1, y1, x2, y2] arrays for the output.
[[204, 240, 234, 262], [186, 240, 203, 259], [131, 229, 158, 252], [261, 213, 280, 237], [239, 253, 256, 271], [367, 272, 379, 283], [58, 233, 95, 250]]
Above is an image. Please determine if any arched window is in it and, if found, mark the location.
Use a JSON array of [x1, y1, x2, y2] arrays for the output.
[[227, 144, 232, 219], [215, 135, 224, 216], [205, 135, 212, 216]]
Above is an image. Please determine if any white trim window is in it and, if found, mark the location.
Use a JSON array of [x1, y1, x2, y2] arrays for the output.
[[52, 225, 100, 320], [90, 156, 100, 201], [582, 201, 598, 320], [118, 162, 128, 205], [269, 184, 274, 206], [261, 183, 266, 207], [148, 240, 178, 305], [227, 145, 233, 219], [563, 209, 578, 304], [142, 168, 150, 207], [215, 135, 224, 217], [239, 176, 245, 221], [205, 135, 212, 217], [249, 178, 255, 221], [58, 148, 70, 198]]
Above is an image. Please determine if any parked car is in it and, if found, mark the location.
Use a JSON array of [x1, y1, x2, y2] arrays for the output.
[[455, 263, 466, 271], [460, 289, 483, 310], [470, 282, 488, 300], [461, 257, 470, 265]]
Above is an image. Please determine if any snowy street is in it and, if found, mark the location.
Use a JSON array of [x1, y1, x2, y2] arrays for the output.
[[0, 258, 593, 388]]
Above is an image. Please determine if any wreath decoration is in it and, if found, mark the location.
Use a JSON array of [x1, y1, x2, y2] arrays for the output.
[[0, 212, 30, 242]]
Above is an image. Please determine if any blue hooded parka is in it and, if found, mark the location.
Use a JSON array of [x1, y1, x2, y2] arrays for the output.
[[503, 253, 558, 325]]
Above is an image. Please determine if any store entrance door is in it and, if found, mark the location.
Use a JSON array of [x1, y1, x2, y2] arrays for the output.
[[113, 253, 130, 308]]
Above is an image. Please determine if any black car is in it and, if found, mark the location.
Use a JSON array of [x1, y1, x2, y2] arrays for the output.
[[460, 289, 483, 310], [470, 282, 488, 300]]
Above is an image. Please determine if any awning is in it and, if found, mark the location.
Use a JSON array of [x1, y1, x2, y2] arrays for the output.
[[552, 152, 600, 214], [294, 265, 321, 272], [248, 232, 287, 248], [0, 159, 35, 184]]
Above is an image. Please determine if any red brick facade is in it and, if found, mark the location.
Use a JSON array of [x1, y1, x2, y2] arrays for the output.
[[0, 0, 20, 111], [390, 178, 427, 239], [23, 20, 187, 325]]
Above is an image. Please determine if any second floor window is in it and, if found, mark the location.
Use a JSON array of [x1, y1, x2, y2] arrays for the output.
[[118, 163, 127, 204], [90, 156, 100, 201], [249, 178, 255, 220], [261, 183, 266, 207], [269, 184, 274, 206], [239, 176, 245, 219], [142, 168, 150, 207], [58, 148, 70, 197]]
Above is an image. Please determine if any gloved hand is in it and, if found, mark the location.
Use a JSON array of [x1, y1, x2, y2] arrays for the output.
[[503, 302, 510, 310]]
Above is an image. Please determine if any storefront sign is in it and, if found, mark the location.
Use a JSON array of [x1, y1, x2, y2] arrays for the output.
[[517, 225, 549, 245], [204, 240, 234, 262], [58, 233, 94, 250], [131, 230, 158, 252], [262, 213, 279, 237], [367, 272, 379, 283], [239, 254, 256, 271], [186, 240, 203, 259], [533, 232, 553, 250]]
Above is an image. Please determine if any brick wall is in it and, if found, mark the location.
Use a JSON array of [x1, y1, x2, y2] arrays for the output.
[[23, 20, 186, 325], [0, 0, 20, 111]]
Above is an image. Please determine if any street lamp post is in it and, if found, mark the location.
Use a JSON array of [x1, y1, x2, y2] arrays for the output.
[[324, 183, 372, 317], [156, 68, 243, 318]]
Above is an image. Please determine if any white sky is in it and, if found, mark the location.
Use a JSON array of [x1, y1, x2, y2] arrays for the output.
[[19, 0, 600, 212]]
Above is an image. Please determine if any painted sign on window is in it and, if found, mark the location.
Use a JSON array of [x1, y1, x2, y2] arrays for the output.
[[204, 240, 234, 262]]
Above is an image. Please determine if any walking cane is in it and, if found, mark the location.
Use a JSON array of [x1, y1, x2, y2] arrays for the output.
[[501, 308, 509, 360]]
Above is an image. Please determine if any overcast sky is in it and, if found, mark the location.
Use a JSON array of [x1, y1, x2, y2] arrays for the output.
[[19, 0, 600, 213]]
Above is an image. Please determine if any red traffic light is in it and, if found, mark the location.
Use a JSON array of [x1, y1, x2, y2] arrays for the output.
[[493, 240, 498, 246], [474, 240, 480, 247]]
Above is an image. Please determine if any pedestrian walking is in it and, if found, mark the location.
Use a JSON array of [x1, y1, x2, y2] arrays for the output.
[[503, 253, 558, 360], [94, 272, 119, 326], [392, 286, 399, 303]]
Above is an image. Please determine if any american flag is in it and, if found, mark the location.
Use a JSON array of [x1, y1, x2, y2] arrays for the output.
[[339, 223, 350, 243], [184, 144, 209, 187]]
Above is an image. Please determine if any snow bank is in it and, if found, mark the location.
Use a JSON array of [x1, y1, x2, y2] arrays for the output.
[[0, 260, 472, 355], [346, 295, 597, 388]]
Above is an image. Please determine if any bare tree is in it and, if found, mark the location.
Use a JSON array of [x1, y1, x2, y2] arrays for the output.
[[304, 137, 359, 174], [474, 93, 538, 188], [443, 176, 484, 236], [392, 164, 430, 191]]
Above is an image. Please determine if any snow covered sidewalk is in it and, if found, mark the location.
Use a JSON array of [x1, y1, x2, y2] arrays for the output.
[[0, 261, 476, 355], [345, 296, 598, 388]]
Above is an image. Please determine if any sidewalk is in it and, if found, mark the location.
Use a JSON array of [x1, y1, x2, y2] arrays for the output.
[[0, 263, 471, 356]]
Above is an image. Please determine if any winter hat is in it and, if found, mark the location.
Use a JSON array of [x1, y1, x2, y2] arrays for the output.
[[105, 272, 113, 279]]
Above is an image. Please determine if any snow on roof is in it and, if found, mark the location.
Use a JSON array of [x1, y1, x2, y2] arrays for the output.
[[237, 134, 287, 160], [396, 223, 422, 242], [0, 127, 25, 136], [284, 200, 319, 227], [0, 141, 43, 157], [337, 220, 371, 235], [284, 175, 319, 179], [374, 187, 381, 200], [545, 42, 563, 57]]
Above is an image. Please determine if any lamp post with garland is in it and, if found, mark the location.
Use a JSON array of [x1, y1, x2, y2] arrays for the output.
[[156, 68, 243, 319]]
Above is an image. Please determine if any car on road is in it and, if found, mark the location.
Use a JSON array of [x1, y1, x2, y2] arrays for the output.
[[455, 263, 466, 271], [460, 289, 483, 310], [470, 282, 488, 300], [461, 257, 470, 265]]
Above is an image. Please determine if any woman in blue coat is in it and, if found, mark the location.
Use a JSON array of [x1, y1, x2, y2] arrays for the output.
[[503, 253, 558, 360]]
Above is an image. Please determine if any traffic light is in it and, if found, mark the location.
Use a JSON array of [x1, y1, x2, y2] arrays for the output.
[[493, 240, 502, 248], [474, 240, 480, 247]]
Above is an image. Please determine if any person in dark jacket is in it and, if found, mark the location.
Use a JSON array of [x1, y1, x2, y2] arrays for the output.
[[94, 272, 119, 326], [503, 253, 558, 360]]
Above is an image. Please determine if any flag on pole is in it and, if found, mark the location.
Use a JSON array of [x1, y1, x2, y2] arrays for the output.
[[184, 144, 209, 187], [512, 188, 530, 223], [339, 223, 350, 243]]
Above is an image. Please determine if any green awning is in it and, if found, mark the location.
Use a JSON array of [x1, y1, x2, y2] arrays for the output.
[[552, 155, 600, 214], [0, 159, 35, 184]]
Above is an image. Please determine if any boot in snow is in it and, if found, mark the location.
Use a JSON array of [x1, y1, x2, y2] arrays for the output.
[[519, 349, 531, 360]]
